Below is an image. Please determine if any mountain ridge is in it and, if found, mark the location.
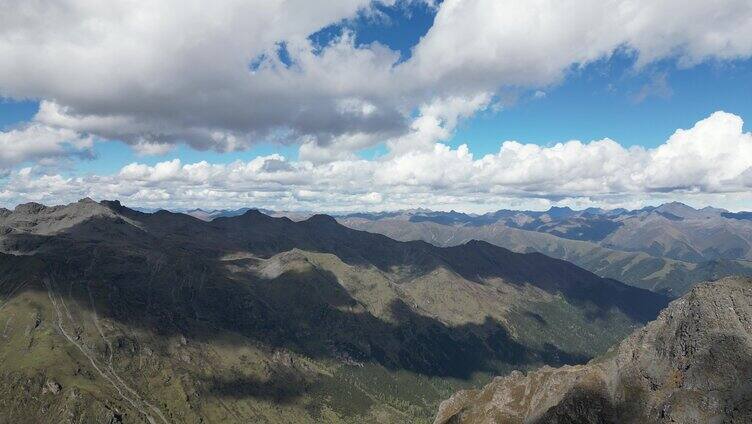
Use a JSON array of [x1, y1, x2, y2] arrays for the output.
[[0, 198, 668, 423], [339, 205, 752, 296], [3, 199, 667, 336]]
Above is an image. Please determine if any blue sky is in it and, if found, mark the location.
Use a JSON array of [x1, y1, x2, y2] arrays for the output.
[[450, 57, 752, 152], [1, 0, 752, 211]]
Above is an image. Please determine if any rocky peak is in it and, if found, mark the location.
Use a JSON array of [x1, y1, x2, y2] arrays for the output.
[[13, 202, 48, 215], [99, 199, 127, 213], [0, 199, 120, 237], [304, 214, 338, 225], [654, 201, 718, 219], [239, 208, 270, 220], [434, 276, 752, 424]]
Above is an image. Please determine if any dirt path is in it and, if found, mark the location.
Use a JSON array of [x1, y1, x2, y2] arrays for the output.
[[44, 277, 170, 424]]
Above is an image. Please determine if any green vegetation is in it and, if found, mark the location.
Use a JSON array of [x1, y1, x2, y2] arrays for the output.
[[0, 200, 668, 423]]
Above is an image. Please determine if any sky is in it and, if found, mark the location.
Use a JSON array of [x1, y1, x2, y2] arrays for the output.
[[1, 0, 752, 212]]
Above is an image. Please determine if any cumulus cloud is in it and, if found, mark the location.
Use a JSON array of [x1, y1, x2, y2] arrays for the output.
[[641, 111, 752, 192], [1, 1, 405, 153], [1, 0, 751, 157], [0, 123, 94, 170], [3, 111, 752, 212], [2, 1, 752, 210], [405, 0, 752, 92]]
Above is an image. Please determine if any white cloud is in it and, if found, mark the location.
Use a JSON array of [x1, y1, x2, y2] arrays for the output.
[[386, 93, 492, 155], [1, 1, 404, 153], [0, 0, 750, 157], [131, 140, 174, 156], [406, 0, 752, 91], [641, 111, 752, 192], [3, 111, 752, 212], [0, 123, 93, 170], [1, 1, 752, 210]]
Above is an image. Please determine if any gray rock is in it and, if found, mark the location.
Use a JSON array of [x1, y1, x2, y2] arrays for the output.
[[43, 380, 61, 395], [435, 277, 752, 424]]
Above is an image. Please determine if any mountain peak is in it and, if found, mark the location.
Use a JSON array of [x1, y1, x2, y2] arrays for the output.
[[435, 276, 752, 424], [654, 201, 727, 219], [656, 201, 695, 211], [100, 199, 123, 211], [14, 201, 48, 214], [238, 208, 276, 222], [463, 239, 494, 249], [305, 214, 338, 225], [545, 206, 576, 219], [0, 199, 120, 238], [210, 208, 278, 224]]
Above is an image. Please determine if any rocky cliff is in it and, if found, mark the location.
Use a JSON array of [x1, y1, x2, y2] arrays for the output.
[[434, 276, 752, 424]]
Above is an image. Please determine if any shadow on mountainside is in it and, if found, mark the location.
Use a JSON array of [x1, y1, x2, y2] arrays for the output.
[[205, 373, 309, 404], [531, 385, 621, 424], [0, 205, 667, 325], [0, 238, 590, 384], [0, 205, 668, 407]]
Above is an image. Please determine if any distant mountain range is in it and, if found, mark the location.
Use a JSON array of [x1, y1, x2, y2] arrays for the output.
[[340, 202, 752, 260], [338, 202, 752, 296], [0, 199, 667, 423], [172, 202, 752, 296], [180, 207, 313, 222], [434, 276, 752, 424]]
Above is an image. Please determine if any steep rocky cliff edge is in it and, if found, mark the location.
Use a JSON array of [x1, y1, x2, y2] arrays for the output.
[[435, 276, 752, 424]]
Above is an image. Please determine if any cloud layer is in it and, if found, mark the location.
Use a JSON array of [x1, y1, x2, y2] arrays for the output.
[[1, 0, 751, 158], [3, 111, 751, 212]]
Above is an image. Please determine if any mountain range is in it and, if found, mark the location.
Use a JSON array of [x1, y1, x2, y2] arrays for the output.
[[337, 202, 752, 296], [0, 199, 667, 423]]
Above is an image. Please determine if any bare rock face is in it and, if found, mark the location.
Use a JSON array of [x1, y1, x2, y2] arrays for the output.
[[42, 380, 61, 395], [435, 277, 752, 424]]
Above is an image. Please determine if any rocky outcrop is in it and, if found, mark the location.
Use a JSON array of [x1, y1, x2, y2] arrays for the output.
[[434, 277, 752, 424]]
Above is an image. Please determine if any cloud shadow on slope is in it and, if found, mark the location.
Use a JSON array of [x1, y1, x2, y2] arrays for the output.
[[0, 207, 669, 404]]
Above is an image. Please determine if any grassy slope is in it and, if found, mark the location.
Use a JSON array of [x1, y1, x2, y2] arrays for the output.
[[0, 248, 649, 423]]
